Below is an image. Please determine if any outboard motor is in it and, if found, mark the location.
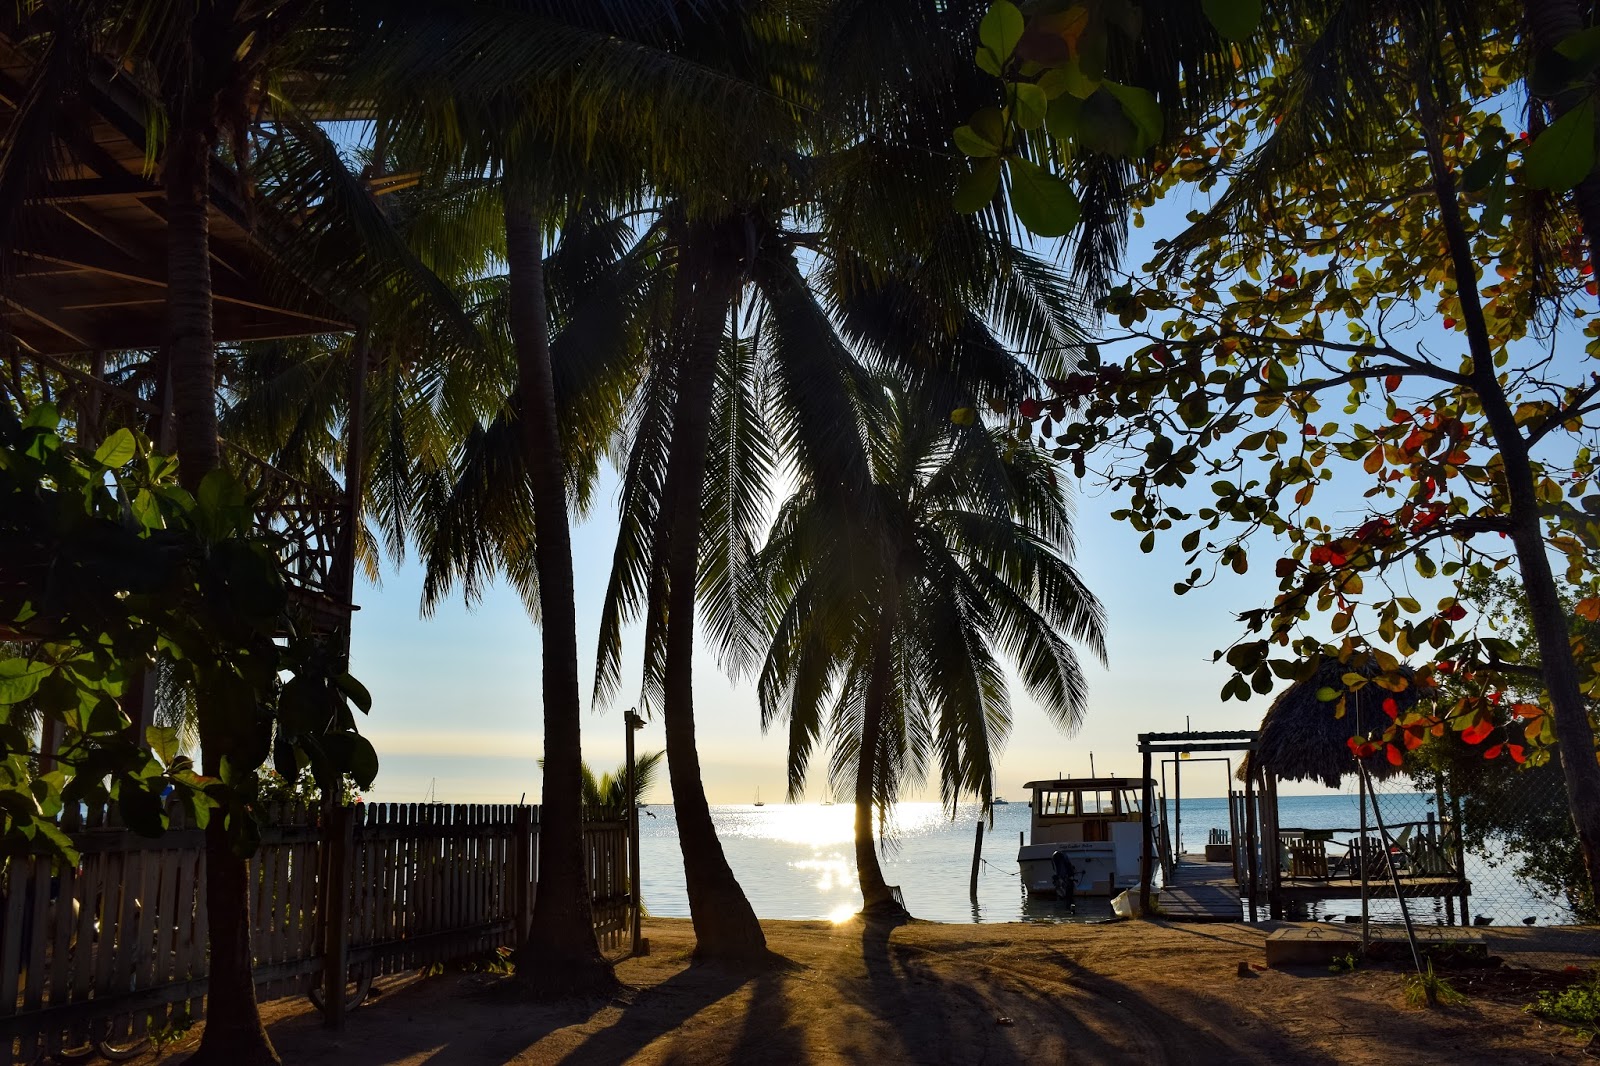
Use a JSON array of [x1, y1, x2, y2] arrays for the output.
[[1051, 849, 1077, 907]]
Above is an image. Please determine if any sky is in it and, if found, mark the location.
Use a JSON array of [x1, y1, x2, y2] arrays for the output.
[[348, 462, 1286, 807]]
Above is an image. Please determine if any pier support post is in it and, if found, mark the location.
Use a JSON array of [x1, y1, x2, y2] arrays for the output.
[[1140, 745, 1154, 916]]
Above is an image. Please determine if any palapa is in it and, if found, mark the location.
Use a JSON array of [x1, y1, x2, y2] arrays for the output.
[[1241, 658, 1420, 788]]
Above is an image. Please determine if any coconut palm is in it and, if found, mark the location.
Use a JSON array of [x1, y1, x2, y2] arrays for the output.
[[754, 383, 1107, 916], [329, 0, 806, 983]]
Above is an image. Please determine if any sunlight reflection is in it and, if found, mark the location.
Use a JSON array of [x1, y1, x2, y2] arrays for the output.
[[827, 903, 857, 924], [793, 856, 851, 891], [717, 801, 953, 846]]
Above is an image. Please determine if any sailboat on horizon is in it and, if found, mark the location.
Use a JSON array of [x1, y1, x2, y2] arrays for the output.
[[753, 787, 764, 807]]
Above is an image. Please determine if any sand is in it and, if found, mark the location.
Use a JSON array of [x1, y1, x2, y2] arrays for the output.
[[165, 919, 1598, 1065]]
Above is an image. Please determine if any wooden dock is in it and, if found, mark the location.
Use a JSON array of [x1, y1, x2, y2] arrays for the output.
[[1159, 855, 1243, 921]]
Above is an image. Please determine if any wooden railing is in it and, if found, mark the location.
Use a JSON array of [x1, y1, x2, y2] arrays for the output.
[[0, 801, 633, 1063]]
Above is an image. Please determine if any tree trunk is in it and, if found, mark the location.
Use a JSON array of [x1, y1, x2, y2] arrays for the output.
[[165, 100, 278, 1066], [1523, 0, 1600, 295], [1418, 81, 1600, 912], [188, 719, 278, 1066], [165, 123, 219, 493], [503, 183, 615, 996], [657, 223, 767, 963], [854, 608, 906, 918]]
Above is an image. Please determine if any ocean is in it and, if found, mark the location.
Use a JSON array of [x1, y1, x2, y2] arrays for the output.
[[637, 794, 1576, 925]]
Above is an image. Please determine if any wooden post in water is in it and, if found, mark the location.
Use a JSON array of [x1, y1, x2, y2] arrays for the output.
[[969, 820, 985, 897]]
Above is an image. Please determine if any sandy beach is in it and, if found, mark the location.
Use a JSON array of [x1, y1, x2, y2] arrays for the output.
[[160, 918, 1600, 1065]]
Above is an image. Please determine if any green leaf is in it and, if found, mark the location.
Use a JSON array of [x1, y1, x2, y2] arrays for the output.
[[1202, 0, 1261, 42], [1012, 83, 1048, 130], [1104, 82, 1163, 153], [1525, 99, 1596, 191], [954, 157, 1003, 213], [21, 403, 59, 431], [1006, 157, 1081, 237], [979, 1, 1025, 64], [1045, 94, 1083, 140], [976, 46, 1002, 77], [954, 124, 1000, 158], [93, 428, 137, 468], [335, 672, 373, 714], [1315, 686, 1339, 702], [951, 407, 978, 426], [1461, 147, 1504, 193], [0, 659, 52, 704], [1556, 26, 1600, 69], [146, 725, 181, 766], [347, 734, 379, 788]]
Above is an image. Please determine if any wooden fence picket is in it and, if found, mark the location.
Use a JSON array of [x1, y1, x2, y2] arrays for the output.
[[2, 799, 630, 1063]]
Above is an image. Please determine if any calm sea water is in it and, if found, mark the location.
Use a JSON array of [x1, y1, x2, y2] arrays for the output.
[[638, 794, 1574, 925]]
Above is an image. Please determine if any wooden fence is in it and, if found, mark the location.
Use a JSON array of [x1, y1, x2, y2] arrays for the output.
[[0, 801, 633, 1063]]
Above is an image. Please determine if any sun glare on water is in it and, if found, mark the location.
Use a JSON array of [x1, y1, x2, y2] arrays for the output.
[[828, 903, 858, 924]]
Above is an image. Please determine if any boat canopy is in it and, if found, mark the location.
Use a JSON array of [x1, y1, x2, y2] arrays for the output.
[[1022, 778, 1152, 791]]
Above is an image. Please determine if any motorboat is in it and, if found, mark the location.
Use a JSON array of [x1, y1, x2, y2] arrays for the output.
[[1016, 777, 1149, 898], [992, 796, 1010, 805]]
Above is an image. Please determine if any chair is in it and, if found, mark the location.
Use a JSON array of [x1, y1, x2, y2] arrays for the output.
[[1287, 837, 1329, 879]]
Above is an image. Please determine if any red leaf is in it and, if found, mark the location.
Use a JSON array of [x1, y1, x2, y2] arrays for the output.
[[1508, 744, 1527, 763], [1019, 398, 1044, 420], [1443, 317, 1456, 329], [1382, 697, 1399, 719], [1483, 743, 1503, 760], [1462, 720, 1494, 745], [1386, 743, 1404, 766], [1403, 729, 1424, 750], [1275, 558, 1297, 578], [1274, 272, 1297, 288], [1440, 604, 1467, 622], [1384, 374, 1401, 392]]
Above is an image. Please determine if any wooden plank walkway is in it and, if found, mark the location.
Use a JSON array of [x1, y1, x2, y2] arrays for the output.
[[1159, 855, 1242, 922]]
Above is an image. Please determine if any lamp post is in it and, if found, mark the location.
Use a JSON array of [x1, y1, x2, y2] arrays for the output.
[[625, 708, 647, 956]]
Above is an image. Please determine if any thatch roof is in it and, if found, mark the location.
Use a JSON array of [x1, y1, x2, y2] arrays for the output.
[[1242, 658, 1420, 788]]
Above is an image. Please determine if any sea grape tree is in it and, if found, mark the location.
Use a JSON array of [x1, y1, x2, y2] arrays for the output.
[[0, 405, 377, 863], [1020, 10, 1600, 905]]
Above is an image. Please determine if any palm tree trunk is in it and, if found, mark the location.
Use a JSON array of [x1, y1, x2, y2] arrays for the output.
[[854, 605, 906, 917], [1524, 0, 1600, 293], [166, 124, 219, 493], [1418, 80, 1600, 912], [503, 182, 615, 996], [190, 715, 278, 1066], [167, 109, 277, 1066], [657, 226, 767, 963]]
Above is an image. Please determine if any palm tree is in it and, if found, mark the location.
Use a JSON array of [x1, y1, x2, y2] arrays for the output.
[[755, 384, 1107, 916], [335, 0, 805, 983]]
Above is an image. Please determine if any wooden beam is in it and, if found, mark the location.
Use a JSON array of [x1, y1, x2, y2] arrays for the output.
[[32, 178, 161, 204], [0, 294, 94, 350], [13, 243, 346, 330]]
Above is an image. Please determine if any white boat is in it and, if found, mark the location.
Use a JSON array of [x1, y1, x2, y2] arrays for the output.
[[992, 796, 1010, 805], [1016, 777, 1149, 898]]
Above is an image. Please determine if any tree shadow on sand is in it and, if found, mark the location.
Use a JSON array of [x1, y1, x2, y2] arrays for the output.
[[555, 954, 803, 1066]]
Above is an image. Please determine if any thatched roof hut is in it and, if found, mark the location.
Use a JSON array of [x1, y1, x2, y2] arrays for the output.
[[1242, 658, 1420, 788]]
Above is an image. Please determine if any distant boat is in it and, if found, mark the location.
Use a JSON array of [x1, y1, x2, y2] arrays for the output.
[[992, 796, 1010, 805], [820, 795, 835, 807], [754, 788, 764, 807]]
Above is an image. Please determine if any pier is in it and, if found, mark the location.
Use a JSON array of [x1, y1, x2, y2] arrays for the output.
[[1158, 854, 1243, 921]]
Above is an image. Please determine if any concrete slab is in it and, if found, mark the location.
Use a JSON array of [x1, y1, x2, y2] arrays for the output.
[[1264, 924, 1488, 967]]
